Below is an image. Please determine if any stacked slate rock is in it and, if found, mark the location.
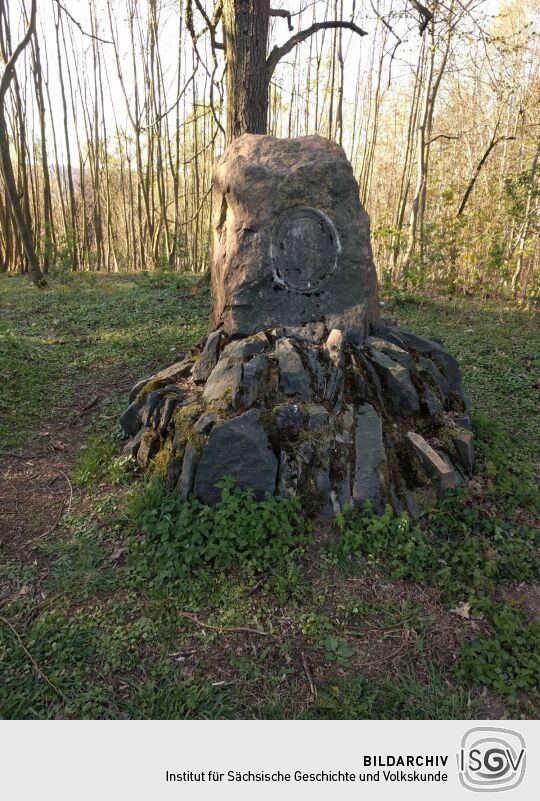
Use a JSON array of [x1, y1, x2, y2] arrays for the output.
[[120, 320, 474, 516], [120, 134, 474, 516]]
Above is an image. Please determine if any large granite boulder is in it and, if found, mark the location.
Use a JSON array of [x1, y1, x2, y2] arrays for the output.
[[210, 134, 379, 342]]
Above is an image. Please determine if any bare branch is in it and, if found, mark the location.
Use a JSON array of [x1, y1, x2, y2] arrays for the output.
[[427, 133, 461, 144], [408, 0, 433, 34], [457, 136, 515, 216], [52, 0, 113, 44], [267, 20, 368, 80], [0, 0, 36, 100], [270, 8, 294, 32]]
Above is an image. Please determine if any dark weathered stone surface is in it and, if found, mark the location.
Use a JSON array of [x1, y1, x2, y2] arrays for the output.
[[166, 455, 183, 492], [283, 322, 326, 344], [136, 430, 161, 467], [382, 326, 462, 391], [422, 388, 442, 416], [406, 432, 461, 493], [202, 352, 243, 405], [191, 330, 222, 384], [128, 377, 150, 405], [193, 409, 278, 505], [276, 338, 312, 400], [119, 399, 143, 436], [451, 428, 475, 474], [418, 356, 449, 396], [122, 428, 144, 458], [179, 443, 198, 500], [314, 467, 333, 518], [238, 353, 269, 408], [455, 414, 471, 430], [307, 404, 329, 429], [278, 450, 297, 497], [368, 349, 420, 415], [194, 411, 218, 434], [159, 396, 180, 433], [353, 403, 387, 513], [274, 403, 304, 431], [155, 358, 193, 383], [305, 348, 326, 394], [202, 333, 269, 405], [210, 134, 379, 339], [367, 337, 416, 371]]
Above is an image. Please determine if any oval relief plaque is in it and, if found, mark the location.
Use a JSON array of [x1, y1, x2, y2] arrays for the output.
[[271, 207, 340, 292]]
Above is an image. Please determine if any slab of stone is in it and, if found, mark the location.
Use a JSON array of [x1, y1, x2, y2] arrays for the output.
[[421, 388, 442, 416], [191, 330, 222, 384], [278, 450, 297, 497], [136, 430, 161, 467], [418, 356, 449, 396], [128, 377, 150, 405], [353, 403, 387, 513], [455, 414, 471, 430], [340, 405, 355, 444], [238, 353, 269, 408], [275, 338, 312, 400], [144, 357, 193, 388], [179, 443, 198, 500], [305, 348, 326, 395], [119, 399, 144, 436], [193, 409, 278, 505], [406, 432, 461, 493], [194, 412, 218, 434], [210, 134, 379, 338], [122, 428, 144, 458], [224, 332, 268, 360], [381, 326, 462, 390], [367, 337, 416, 371], [141, 390, 167, 427], [202, 353, 243, 406], [274, 403, 304, 431], [368, 349, 420, 415], [166, 454, 183, 491], [283, 322, 327, 344], [314, 467, 333, 518], [451, 428, 475, 474], [353, 348, 386, 410], [307, 404, 329, 429], [298, 442, 315, 466]]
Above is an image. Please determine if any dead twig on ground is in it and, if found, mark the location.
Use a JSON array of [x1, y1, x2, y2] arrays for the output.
[[301, 651, 317, 697], [178, 610, 272, 637], [0, 614, 68, 703]]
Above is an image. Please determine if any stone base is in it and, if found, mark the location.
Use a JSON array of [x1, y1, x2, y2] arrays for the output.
[[120, 319, 474, 517]]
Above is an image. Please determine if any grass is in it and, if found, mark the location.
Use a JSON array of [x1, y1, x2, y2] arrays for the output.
[[0, 270, 208, 448], [0, 273, 538, 720], [383, 293, 539, 476]]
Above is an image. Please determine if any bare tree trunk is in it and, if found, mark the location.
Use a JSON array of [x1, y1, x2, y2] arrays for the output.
[[0, 0, 44, 286], [223, 0, 271, 143]]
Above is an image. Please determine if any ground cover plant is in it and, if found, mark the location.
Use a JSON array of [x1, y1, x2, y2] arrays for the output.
[[1, 273, 538, 719]]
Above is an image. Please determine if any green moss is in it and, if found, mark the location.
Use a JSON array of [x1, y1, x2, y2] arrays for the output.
[[151, 439, 174, 478], [136, 377, 163, 401], [436, 428, 459, 460], [187, 431, 206, 457], [172, 403, 204, 445], [205, 386, 234, 413]]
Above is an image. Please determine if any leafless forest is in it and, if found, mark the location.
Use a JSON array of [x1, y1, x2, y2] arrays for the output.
[[0, 0, 538, 298]]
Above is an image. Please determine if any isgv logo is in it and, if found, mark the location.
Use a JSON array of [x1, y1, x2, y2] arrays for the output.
[[458, 727, 526, 792]]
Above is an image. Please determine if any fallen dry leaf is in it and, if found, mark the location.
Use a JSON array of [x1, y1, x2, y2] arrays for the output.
[[450, 601, 471, 619]]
